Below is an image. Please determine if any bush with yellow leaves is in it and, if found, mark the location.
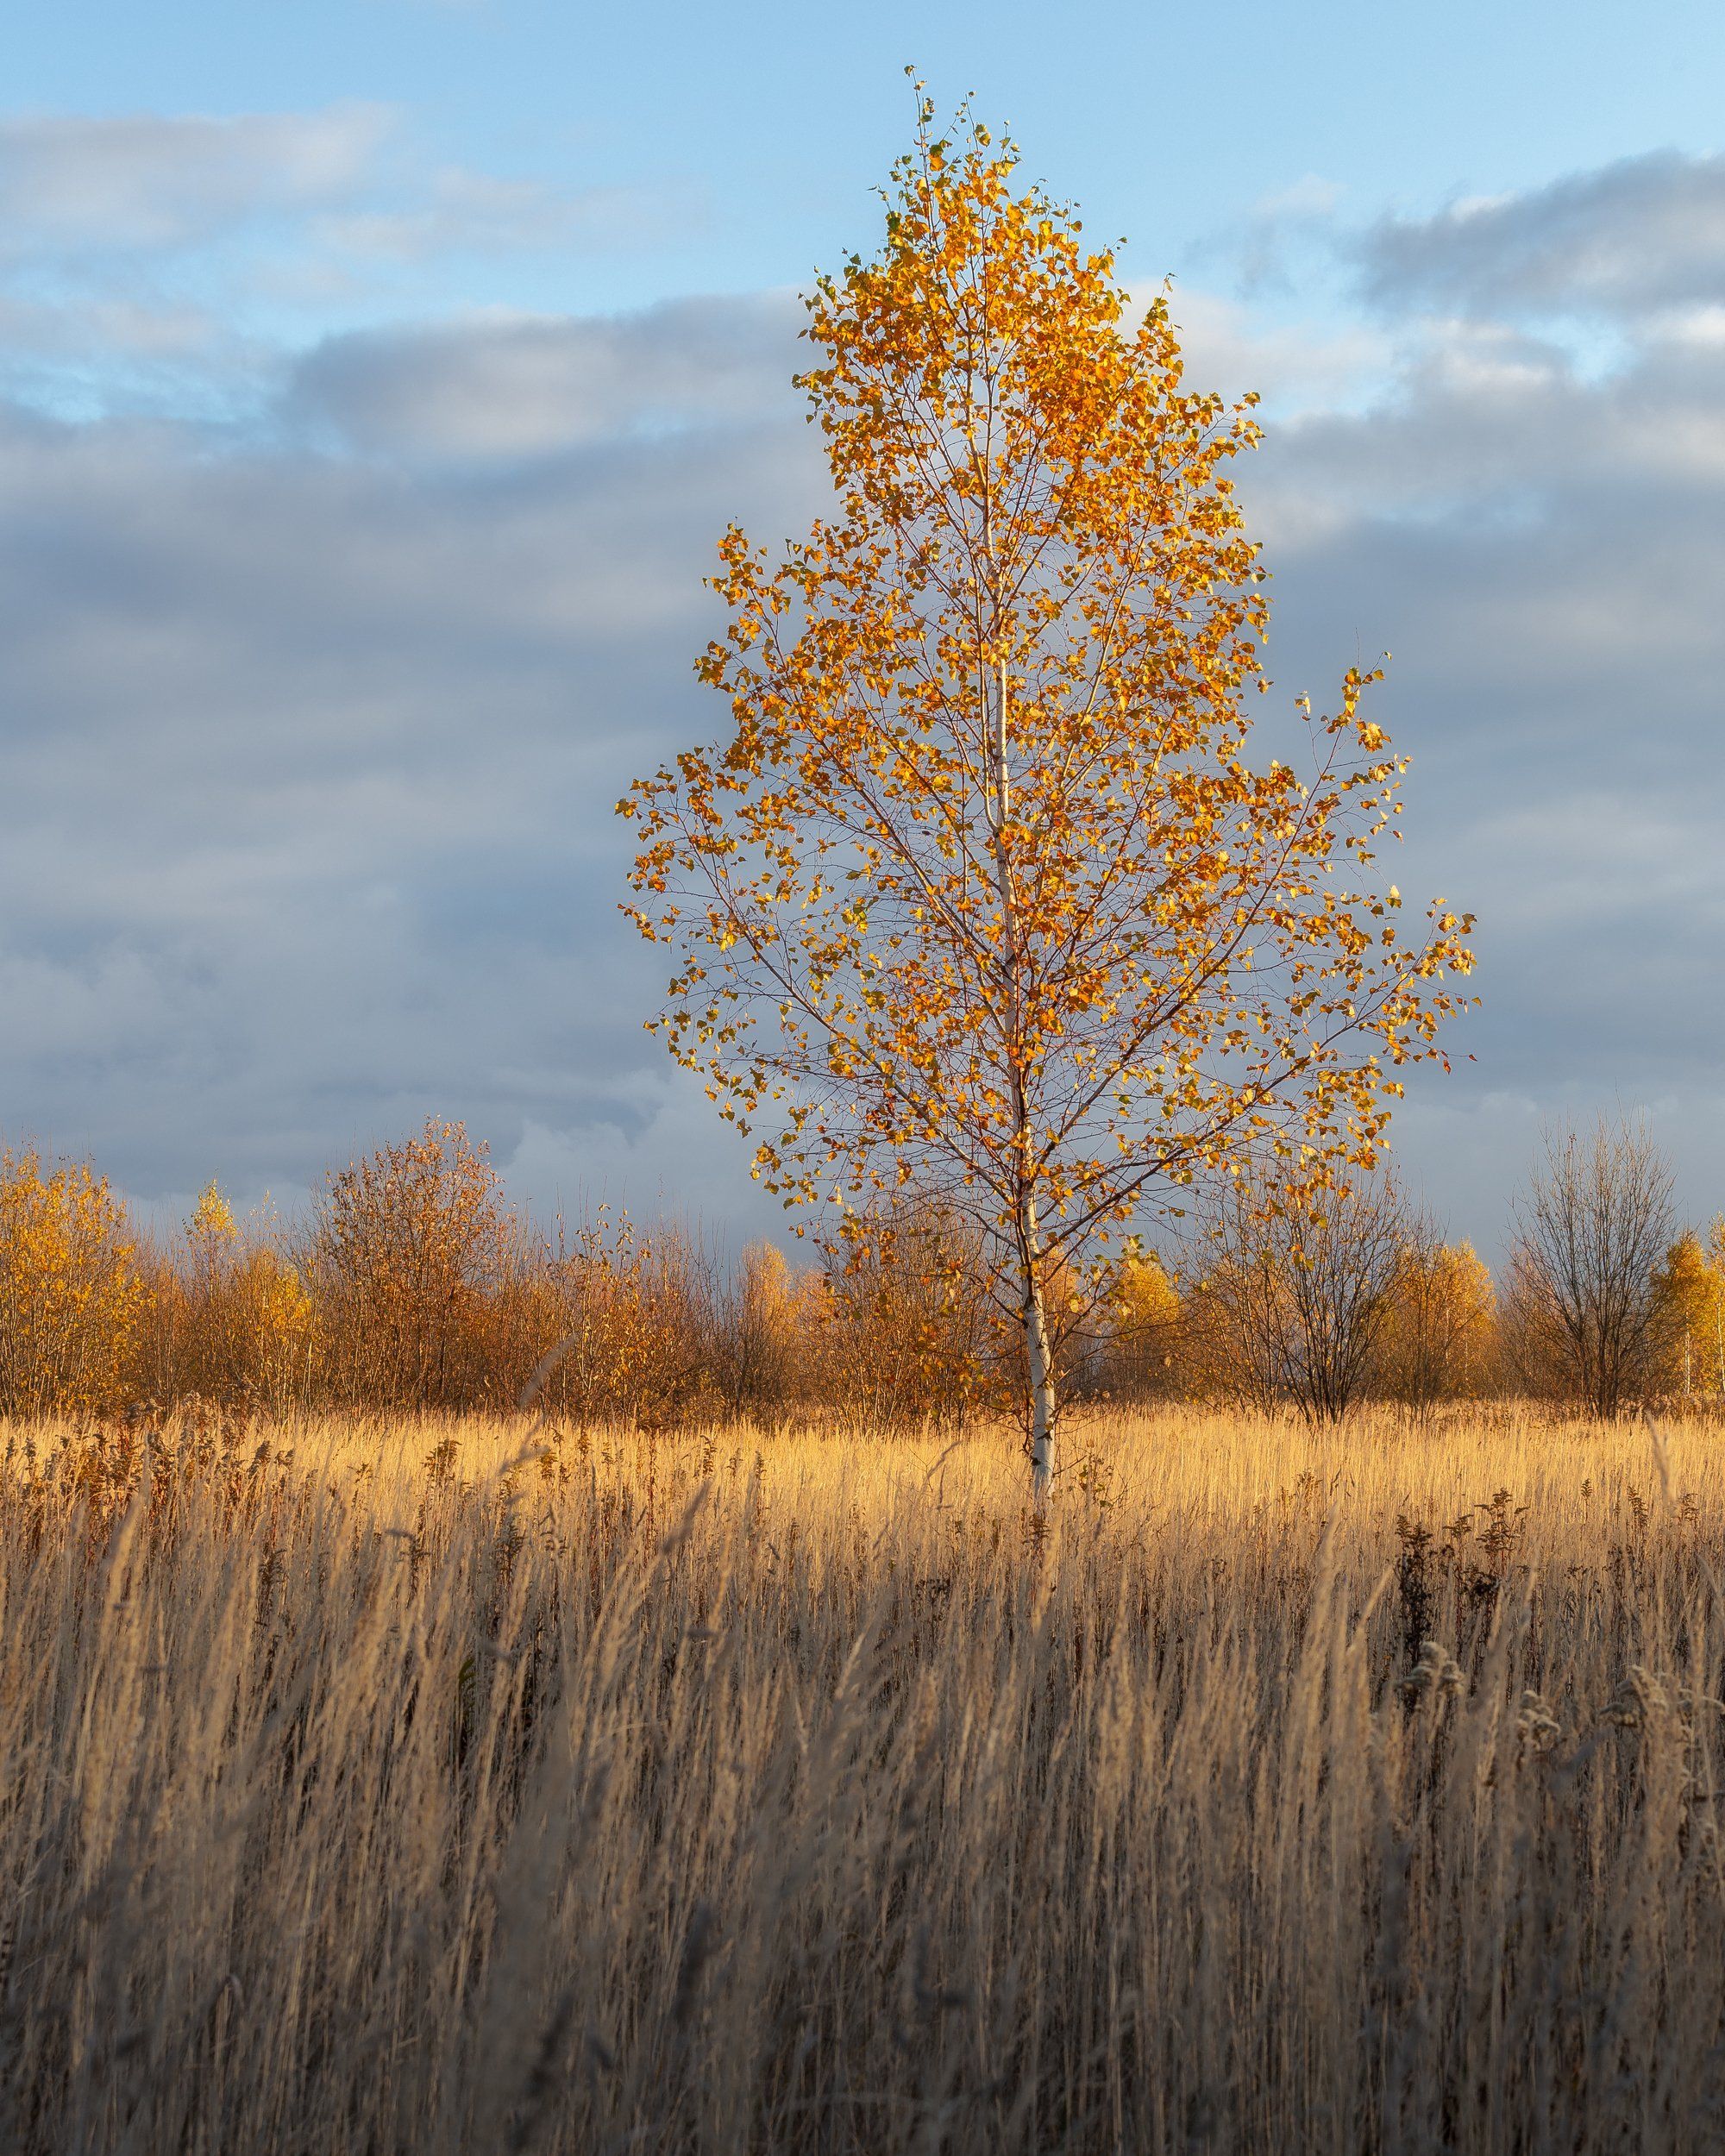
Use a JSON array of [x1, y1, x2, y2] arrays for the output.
[[1651, 1221, 1725, 1398], [139, 1182, 315, 1411], [0, 1144, 147, 1416], [1374, 1234, 1500, 1411], [304, 1119, 539, 1411]]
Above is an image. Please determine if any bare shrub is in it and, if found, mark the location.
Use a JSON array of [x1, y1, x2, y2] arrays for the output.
[[1505, 1118, 1676, 1415], [1184, 1173, 1410, 1422]]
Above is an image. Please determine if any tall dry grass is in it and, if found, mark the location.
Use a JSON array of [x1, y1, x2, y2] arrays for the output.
[[3, 1402, 1723, 2153]]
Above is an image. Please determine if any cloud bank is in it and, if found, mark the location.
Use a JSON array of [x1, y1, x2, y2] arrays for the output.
[[1358, 151, 1725, 318], [0, 106, 391, 256], [2, 123, 1723, 1254]]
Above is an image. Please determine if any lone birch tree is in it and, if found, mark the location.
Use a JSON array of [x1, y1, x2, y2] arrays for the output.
[[621, 97, 1473, 1498]]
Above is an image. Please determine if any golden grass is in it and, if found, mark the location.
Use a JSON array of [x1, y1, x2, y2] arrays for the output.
[[3, 1402, 1724, 2152]]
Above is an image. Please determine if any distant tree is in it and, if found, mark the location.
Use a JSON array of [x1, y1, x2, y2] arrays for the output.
[[817, 1198, 996, 1428], [1374, 1225, 1497, 1413], [149, 1181, 313, 1409], [622, 97, 1473, 1497], [1651, 1225, 1725, 1398], [1186, 1173, 1410, 1423], [725, 1240, 805, 1415], [1504, 1118, 1675, 1416], [532, 1210, 726, 1428], [0, 1144, 146, 1416], [309, 1119, 524, 1410], [1088, 1245, 1182, 1401]]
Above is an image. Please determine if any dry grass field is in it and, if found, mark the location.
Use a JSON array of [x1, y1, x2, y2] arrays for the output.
[[3, 1402, 1723, 2153]]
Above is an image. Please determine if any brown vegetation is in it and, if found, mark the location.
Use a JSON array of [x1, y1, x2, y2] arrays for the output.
[[1504, 1118, 1678, 1415], [3, 1402, 1724, 2152], [3, 1115, 1723, 1427]]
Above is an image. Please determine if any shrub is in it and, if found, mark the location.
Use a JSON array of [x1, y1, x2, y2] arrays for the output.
[[0, 1144, 147, 1416], [141, 1182, 315, 1411], [306, 1119, 528, 1410]]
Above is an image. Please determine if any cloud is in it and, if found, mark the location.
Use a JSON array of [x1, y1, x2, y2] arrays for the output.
[[1230, 284, 1725, 1241], [1158, 285, 1389, 420], [317, 167, 693, 262], [0, 301, 825, 1231], [0, 106, 392, 256], [1152, 149, 1725, 1237], [1251, 173, 1346, 222], [1358, 150, 1725, 318], [0, 104, 676, 274], [0, 104, 689, 430], [0, 291, 216, 360], [285, 293, 803, 460], [3, 141, 1725, 1256]]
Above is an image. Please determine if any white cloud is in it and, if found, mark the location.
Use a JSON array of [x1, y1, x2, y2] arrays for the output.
[[1251, 173, 1345, 221], [1156, 285, 1390, 419], [0, 103, 692, 429], [317, 167, 691, 262]]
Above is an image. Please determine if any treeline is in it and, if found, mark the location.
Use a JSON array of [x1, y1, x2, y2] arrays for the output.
[[0, 1122, 988, 1426], [0, 1116, 1718, 1426]]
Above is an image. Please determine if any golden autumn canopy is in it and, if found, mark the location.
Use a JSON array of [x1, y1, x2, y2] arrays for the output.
[[622, 96, 1473, 1480]]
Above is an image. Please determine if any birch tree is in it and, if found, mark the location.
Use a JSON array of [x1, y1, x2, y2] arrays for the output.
[[621, 97, 1473, 1498]]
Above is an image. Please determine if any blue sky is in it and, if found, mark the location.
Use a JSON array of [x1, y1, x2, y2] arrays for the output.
[[8, 0, 1723, 362], [2, 0, 1723, 1257], [13, 1, 1724, 310]]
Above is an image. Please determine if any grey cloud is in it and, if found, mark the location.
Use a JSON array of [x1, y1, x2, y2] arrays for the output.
[[0, 105, 392, 256], [3, 211, 1725, 1258], [1233, 307, 1725, 1243], [1358, 150, 1725, 318], [0, 301, 824, 1233], [283, 293, 805, 460]]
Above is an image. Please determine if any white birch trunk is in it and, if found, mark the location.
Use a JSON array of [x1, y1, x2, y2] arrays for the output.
[[986, 657, 1057, 1502], [1022, 1189, 1057, 1507]]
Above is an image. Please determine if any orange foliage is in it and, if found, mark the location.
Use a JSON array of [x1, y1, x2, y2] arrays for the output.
[[141, 1182, 314, 1410], [623, 95, 1474, 1481], [0, 1144, 147, 1416], [1089, 1247, 1182, 1401], [306, 1119, 537, 1410], [529, 1210, 727, 1427], [1375, 1238, 1498, 1411], [7, 1116, 1725, 1429], [1652, 1223, 1725, 1396], [816, 1200, 997, 1427]]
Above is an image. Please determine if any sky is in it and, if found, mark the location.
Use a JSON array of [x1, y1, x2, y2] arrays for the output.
[[3, 0, 1724, 1262]]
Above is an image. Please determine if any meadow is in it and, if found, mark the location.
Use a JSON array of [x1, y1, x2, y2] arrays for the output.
[[3, 1402, 1722, 2153]]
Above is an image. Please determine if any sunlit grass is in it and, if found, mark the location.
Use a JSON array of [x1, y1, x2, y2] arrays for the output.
[[3, 1402, 1722, 2152]]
